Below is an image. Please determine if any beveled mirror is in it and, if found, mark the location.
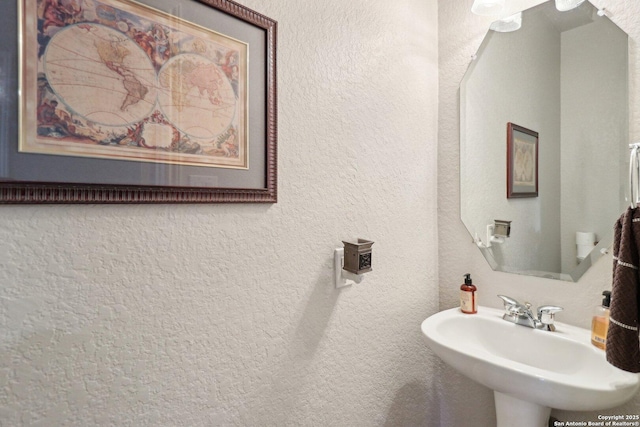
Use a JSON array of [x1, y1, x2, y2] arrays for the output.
[[460, 0, 628, 281]]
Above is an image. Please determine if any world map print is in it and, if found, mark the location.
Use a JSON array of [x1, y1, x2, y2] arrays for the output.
[[21, 0, 248, 168]]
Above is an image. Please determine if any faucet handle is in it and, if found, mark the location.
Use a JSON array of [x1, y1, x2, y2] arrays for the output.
[[497, 295, 523, 317], [497, 294, 519, 307], [537, 305, 563, 328]]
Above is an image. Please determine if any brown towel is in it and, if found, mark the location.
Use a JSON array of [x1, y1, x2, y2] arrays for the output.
[[607, 207, 640, 372]]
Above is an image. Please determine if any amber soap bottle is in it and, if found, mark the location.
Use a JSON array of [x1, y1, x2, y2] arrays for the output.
[[460, 273, 477, 314], [591, 290, 611, 350]]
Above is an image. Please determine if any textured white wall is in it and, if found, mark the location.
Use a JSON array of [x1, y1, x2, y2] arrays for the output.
[[0, 0, 439, 425], [439, 0, 640, 424]]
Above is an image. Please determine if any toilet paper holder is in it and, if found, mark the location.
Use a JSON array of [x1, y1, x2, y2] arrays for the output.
[[576, 231, 597, 261]]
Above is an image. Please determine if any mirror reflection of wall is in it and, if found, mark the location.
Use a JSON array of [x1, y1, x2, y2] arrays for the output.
[[460, 0, 628, 281]]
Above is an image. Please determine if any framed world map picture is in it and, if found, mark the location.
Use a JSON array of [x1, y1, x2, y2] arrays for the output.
[[507, 122, 538, 199], [23, 0, 249, 169], [0, 0, 277, 203]]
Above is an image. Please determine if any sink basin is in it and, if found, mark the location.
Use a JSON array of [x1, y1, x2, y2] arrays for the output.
[[421, 306, 639, 426]]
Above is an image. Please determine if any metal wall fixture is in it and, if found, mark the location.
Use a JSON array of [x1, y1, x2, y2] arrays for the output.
[[334, 239, 374, 288], [475, 220, 511, 248]]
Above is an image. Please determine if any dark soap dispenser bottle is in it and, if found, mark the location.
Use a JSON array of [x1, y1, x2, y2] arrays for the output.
[[460, 273, 477, 314]]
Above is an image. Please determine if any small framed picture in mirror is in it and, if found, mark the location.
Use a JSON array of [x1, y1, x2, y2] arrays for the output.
[[507, 122, 538, 198]]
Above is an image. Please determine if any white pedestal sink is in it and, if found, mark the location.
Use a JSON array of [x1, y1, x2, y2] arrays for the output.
[[421, 306, 640, 427]]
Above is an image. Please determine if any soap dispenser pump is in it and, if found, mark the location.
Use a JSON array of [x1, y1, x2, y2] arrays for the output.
[[591, 290, 611, 350], [460, 273, 477, 314]]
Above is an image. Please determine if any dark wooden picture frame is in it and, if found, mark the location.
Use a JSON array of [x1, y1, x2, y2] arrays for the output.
[[507, 122, 538, 199], [0, 0, 277, 204]]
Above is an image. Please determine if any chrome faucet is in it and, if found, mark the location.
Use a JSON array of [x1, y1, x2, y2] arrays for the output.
[[497, 295, 563, 331]]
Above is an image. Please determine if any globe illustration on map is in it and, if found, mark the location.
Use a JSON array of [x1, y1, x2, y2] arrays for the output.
[[44, 23, 157, 127], [157, 53, 237, 140]]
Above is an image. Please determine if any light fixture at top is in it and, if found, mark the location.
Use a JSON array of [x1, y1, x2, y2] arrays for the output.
[[471, 0, 505, 16], [555, 0, 586, 11], [490, 12, 522, 32]]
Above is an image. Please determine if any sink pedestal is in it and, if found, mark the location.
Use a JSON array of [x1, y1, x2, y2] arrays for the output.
[[495, 392, 551, 427]]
